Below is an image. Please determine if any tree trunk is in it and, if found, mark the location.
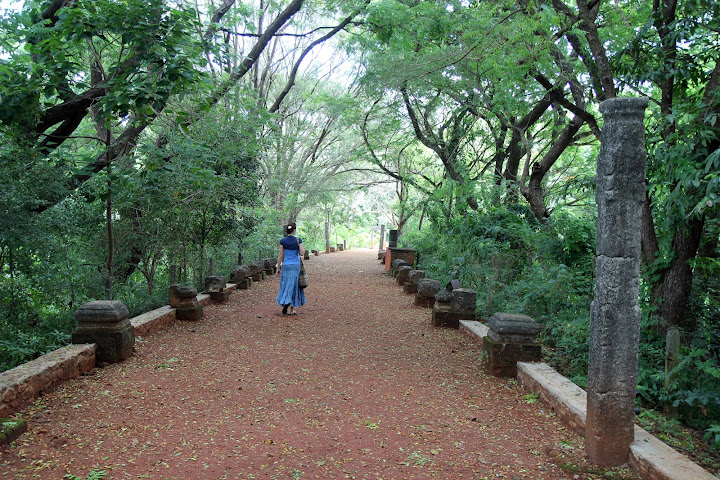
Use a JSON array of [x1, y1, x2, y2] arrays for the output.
[[655, 216, 705, 331]]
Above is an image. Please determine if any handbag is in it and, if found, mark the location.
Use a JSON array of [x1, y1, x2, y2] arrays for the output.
[[298, 260, 308, 288]]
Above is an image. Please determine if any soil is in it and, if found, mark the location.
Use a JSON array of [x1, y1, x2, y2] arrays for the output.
[[0, 250, 640, 479]]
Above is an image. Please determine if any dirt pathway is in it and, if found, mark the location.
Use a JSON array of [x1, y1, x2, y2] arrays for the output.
[[2, 250, 602, 479]]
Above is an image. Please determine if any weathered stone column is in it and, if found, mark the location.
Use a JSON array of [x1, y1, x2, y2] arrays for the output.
[[586, 97, 648, 466], [388, 229, 398, 248], [379, 224, 386, 250]]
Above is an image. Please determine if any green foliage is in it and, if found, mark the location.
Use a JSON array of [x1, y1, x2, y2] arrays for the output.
[[705, 424, 720, 451], [63, 469, 107, 480]]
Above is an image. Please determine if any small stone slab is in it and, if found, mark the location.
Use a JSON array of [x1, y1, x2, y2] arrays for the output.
[[0, 418, 27, 446]]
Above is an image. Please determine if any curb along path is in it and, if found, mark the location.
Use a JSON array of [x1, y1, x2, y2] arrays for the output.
[[2, 250, 601, 479]]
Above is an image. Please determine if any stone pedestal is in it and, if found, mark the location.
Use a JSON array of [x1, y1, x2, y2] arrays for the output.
[[403, 270, 425, 294], [72, 301, 135, 365], [263, 258, 277, 275], [169, 285, 203, 321], [0, 418, 27, 446], [415, 278, 441, 307], [337, 244, 344, 252], [231, 265, 251, 283], [390, 259, 409, 277], [432, 290, 454, 328], [432, 288, 476, 328], [248, 263, 264, 282], [586, 97, 648, 467], [378, 250, 385, 261], [483, 313, 541, 377], [235, 278, 252, 289], [329, 247, 336, 253], [204, 275, 230, 304], [209, 291, 230, 303], [396, 266, 413, 285]]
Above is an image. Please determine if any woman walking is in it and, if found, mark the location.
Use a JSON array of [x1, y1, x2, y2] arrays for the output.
[[276, 223, 306, 315]]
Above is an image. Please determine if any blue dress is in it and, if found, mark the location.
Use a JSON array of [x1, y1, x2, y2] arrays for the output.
[[276, 236, 306, 307]]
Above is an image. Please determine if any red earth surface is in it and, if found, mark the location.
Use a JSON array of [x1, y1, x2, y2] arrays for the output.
[[0, 249, 639, 479]]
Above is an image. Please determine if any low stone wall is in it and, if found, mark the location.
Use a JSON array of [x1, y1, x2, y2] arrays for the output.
[[0, 344, 96, 418], [131, 306, 176, 338], [1, 283, 239, 420], [457, 320, 716, 480]]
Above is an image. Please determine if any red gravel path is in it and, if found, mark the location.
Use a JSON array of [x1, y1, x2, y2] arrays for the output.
[[1, 250, 632, 479]]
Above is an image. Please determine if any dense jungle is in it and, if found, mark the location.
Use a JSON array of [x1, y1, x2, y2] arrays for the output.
[[0, 0, 718, 465]]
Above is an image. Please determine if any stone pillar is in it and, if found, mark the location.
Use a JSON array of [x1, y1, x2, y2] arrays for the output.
[[379, 224, 386, 250], [169, 285, 203, 321], [388, 229, 398, 248], [483, 313, 541, 377], [586, 97, 648, 466], [303, 250, 310, 260], [72, 301, 135, 365]]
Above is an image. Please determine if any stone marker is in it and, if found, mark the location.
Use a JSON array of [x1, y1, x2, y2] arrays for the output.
[[262, 258, 277, 275], [337, 244, 344, 252], [248, 262, 264, 282], [304, 250, 310, 260], [433, 288, 476, 328], [169, 285, 203, 321], [403, 270, 425, 294], [415, 278, 441, 308], [204, 276, 226, 292], [329, 247, 336, 253], [586, 97, 648, 466], [483, 312, 541, 377], [230, 265, 252, 289], [379, 224, 386, 250], [0, 418, 27, 447], [390, 259, 410, 277], [72, 300, 134, 365], [204, 275, 230, 303], [378, 249, 385, 261], [388, 229, 398, 248], [396, 265, 413, 286]]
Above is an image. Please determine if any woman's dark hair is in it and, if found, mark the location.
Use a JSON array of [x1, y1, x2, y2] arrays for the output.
[[285, 223, 296, 235]]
